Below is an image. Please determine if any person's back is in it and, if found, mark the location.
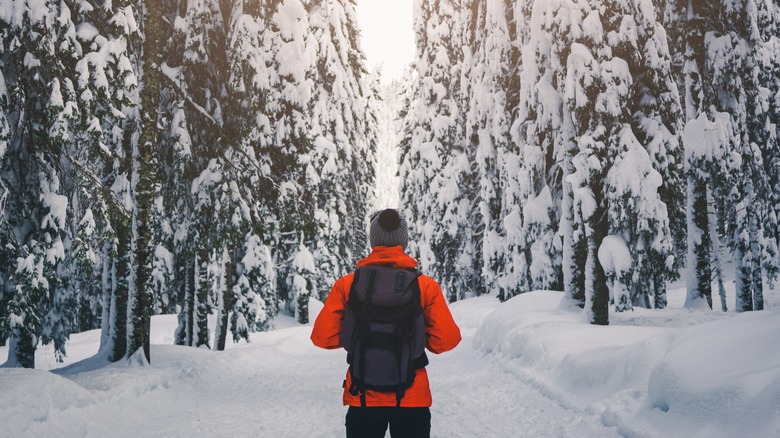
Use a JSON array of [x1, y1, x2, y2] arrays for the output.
[[311, 209, 461, 438]]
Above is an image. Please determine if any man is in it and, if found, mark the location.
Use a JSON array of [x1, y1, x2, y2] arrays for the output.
[[311, 208, 461, 438]]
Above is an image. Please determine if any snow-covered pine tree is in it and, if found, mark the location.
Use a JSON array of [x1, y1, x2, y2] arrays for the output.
[[163, 105, 199, 347], [494, 0, 533, 302], [515, 0, 586, 306], [221, 0, 292, 336], [405, 0, 472, 302], [28, 79, 77, 364], [263, 0, 318, 316], [360, 69, 384, 218], [218, 1, 291, 342], [106, 185, 132, 362], [755, 0, 780, 295], [234, 235, 276, 337], [371, 69, 404, 210], [604, 126, 672, 312], [76, 0, 141, 365], [0, 1, 70, 368], [554, 0, 680, 312], [699, 2, 761, 312], [189, 158, 229, 350], [160, 0, 253, 349], [306, 0, 375, 291], [679, 111, 732, 310], [620, 0, 685, 309], [71, 2, 131, 358], [290, 242, 316, 324], [660, 0, 715, 310], [196, 150, 266, 349], [160, 0, 220, 348], [662, 0, 779, 311], [0, 214, 10, 348], [0, 0, 140, 366], [68, 210, 101, 334], [126, 0, 167, 362], [340, 0, 379, 264], [181, 0, 329, 329], [43, 197, 91, 361], [522, 187, 559, 291], [723, 0, 780, 311], [0, 0, 110, 366], [397, 67, 422, 257], [54, 2, 138, 341], [510, 0, 566, 300], [465, 0, 517, 297], [584, 0, 679, 320], [515, 0, 681, 323]]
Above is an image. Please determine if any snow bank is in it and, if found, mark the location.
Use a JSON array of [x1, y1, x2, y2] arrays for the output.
[[1, 284, 777, 437], [0, 368, 93, 436], [474, 290, 780, 437], [0, 313, 347, 437], [642, 310, 780, 438]]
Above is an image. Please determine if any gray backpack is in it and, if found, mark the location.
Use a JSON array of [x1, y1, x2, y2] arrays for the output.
[[339, 265, 428, 407]]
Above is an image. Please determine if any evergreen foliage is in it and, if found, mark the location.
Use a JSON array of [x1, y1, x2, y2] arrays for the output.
[[0, 0, 377, 366], [403, 0, 474, 302], [400, 0, 777, 324], [662, 0, 780, 311], [0, 0, 138, 366], [2, 0, 780, 365]]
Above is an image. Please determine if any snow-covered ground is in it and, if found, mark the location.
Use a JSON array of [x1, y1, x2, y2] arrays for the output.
[[1, 281, 778, 437]]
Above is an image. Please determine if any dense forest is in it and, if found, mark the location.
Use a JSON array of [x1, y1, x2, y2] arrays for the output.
[[0, 0, 379, 367], [0, 0, 778, 368], [400, 0, 780, 323]]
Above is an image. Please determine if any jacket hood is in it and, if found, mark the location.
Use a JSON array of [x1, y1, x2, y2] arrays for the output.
[[356, 245, 418, 269]]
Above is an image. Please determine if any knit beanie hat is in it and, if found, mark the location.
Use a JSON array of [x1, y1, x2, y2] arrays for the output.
[[369, 209, 409, 250]]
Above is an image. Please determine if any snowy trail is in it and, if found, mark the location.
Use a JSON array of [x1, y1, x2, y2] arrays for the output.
[[5, 284, 780, 437], [429, 298, 621, 438], [2, 296, 622, 438]]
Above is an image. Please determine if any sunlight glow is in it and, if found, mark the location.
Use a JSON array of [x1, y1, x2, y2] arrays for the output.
[[356, 0, 415, 84]]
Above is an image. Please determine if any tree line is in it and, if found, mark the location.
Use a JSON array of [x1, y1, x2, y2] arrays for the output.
[[400, 0, 780, 324], [0, 0, 378, 368], [2, 0, 779, 369]]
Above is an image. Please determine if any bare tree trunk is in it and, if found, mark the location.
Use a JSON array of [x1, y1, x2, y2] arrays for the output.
[[109, 217, 130, 362], [129, 0, 164, 364], [685, 177, 713, 309], [195, 249, 211, 348], [215, 252, 235, 351]]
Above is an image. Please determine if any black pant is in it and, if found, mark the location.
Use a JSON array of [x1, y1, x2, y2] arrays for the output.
[[345, 406, 431, 438]]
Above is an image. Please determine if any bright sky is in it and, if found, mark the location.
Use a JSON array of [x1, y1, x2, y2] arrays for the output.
[[355, 0, 415, 84]]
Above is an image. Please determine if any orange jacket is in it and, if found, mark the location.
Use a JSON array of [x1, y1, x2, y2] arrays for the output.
[[311, 245, 462, 407]]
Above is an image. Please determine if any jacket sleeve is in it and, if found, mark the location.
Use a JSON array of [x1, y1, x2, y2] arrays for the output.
[[420, 276, 462, 354], [310, 275, 350, 350]]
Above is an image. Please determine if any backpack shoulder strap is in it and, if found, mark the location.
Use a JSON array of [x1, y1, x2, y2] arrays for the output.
[[348, 267, 362, 302]]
